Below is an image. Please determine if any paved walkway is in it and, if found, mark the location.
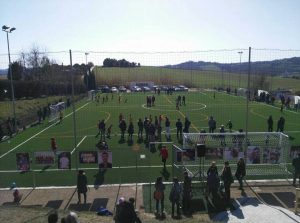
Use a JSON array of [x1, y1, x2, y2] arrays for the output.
[[0, 180, 299, 222]]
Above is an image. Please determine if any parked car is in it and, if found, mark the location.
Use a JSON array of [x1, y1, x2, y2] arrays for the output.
[[131, 86, 142, 92], [161, 86, 168, 92], [111, 86, 118, 93], [98, 85, 111, 93], [177, 85, 189, 92], [152, 85, 160, 91], [119, 86, 127, 92], [142, 86, 151, 92]]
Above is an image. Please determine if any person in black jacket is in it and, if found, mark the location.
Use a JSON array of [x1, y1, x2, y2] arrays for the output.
[[176, 118, 183, 139], [235, 158, 246, 190], [293, 153, 300, 186], [127, 121, 134, 142], [221, 161, 233, 203], [137, 118, 143, 139], [119, 119, 127, 140], [77, 170, 88, 204]]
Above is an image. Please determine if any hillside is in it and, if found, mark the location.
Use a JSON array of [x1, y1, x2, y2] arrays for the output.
[[165, 57, 300, 76]]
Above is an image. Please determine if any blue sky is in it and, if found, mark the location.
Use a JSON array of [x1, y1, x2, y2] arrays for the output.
[[1, 0, 300, 66]]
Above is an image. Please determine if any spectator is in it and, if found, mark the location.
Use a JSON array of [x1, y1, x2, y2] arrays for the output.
[[182, 171, 192, 215], [235, 158, 246, 190], [208, 116, 216, 133], [267, 115, 273, 132], [37, 108, 43, 124], [119, 119, 127, 139], [114, 197, 125, 223], [176, 118, 183, 139], [293, 153, 300, 187], [127, 121, 134, 142], [96, 119, 106, 140], [165, 117, 171, 141], [77, 170, 88, 204], [207, 161, 219, 203], [160, 146, 168, 168], [183, 117, 191, 133], [154, 177, 165, 217], [137, 118, 143, 139], [106, 124, 112, 139], [221, 161, 234, 204], [169, 177, 182, 218], [62, 212, 80, 223], [51, 138, 58, 154], [182, 95, 186, 105], [13, 188, 23, 203], [48, 211, 58, 223], [277, 116, 285, 132], [226, 120, 233, 133], [114, 197, 137, 223]]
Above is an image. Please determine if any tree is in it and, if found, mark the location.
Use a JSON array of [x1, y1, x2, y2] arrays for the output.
[[8, 61, 23, 80]]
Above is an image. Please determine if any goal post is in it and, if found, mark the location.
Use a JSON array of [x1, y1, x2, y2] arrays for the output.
[[49, 102, 66, 123], [174, 132, 292, 179]]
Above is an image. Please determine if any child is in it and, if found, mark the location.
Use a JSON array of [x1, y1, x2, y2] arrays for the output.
[[106, 125, 112, 138], [59, 110, 63, 123], [13, 188, 23, 203], [51, 138, 58, 153]]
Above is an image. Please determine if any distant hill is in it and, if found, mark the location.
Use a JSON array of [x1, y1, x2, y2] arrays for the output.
[[164, 57, 300, 76]]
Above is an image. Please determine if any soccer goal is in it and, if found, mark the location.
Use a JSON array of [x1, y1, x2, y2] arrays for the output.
[[173, 132, 292, 180], [49, 102, 66, 123], [87, 90, 96, 101]]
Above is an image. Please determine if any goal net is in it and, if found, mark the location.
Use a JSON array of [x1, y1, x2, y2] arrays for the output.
[[49, 102, 66, 123], [88, 90, 96, 101], [173, 132, 292, 180]]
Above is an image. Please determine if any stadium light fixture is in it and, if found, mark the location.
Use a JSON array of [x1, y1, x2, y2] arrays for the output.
[[2, 25, 17, 132]]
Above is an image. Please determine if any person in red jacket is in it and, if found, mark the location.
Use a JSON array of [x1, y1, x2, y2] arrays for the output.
[[51, 138, 57, 153], [160, 146, 169, 168]]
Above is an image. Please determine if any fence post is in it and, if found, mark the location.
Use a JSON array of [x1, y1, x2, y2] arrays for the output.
[[295, 188, 300, 214], [245, 47, 252, 155], [69, 50, 78, 170]]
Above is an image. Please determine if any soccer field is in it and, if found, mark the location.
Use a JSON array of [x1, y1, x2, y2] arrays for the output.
[[0, 90, 299, 187]]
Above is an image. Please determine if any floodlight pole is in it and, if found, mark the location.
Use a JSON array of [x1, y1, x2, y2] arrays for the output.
[[2, 25, 17, 133], [238, 51, 243, 88]]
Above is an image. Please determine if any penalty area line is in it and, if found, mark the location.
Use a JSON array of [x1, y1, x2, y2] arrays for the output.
[[71, 135, 87, 154]]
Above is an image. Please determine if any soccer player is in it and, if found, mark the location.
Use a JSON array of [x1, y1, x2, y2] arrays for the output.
[[165, 117, 171, 141], [183, 117, 191, 133], [182, 95, 186, 106]]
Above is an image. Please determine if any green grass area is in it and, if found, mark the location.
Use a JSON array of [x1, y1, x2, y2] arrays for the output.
[[94, 66, 300, 92], [0, 96, 67, 123], [0, 91, 299, 188]]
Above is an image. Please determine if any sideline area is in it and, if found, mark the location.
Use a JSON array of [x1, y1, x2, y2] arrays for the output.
[[0, 180, 299, 222]]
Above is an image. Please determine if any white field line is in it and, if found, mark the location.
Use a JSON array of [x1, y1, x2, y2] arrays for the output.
[[71, 136, 87, 154], [218, 91, 300, 115], [0, 102, 90, 159], [0, 162, 293, 173], [0, 178, 293, 190], [0, 165, 173, 173]]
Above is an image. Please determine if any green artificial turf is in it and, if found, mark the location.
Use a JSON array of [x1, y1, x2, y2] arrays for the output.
[[0, 91, 299, 187]]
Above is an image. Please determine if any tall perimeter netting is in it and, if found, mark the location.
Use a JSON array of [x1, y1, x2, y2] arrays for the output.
[[172, 132, 292, 180]]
